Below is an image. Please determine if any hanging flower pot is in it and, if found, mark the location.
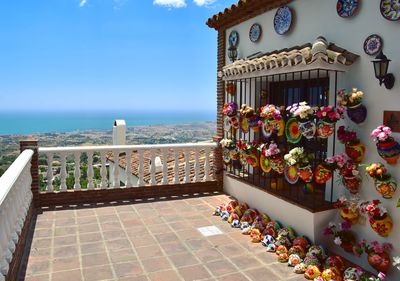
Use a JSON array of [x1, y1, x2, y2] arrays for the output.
[[244, 151, 259, 168], [369, 214, 393, 237], [229, 116, 239, 129], [339, 230, 356, 253], [316, 120, 335, 139], [346, 103, 367, 124], [376, 138, 400, 165], [297, 165, 313, 182], [339, 207, 359, 224], [246, 115, 260, 132], [314, 163, 333, 184], [342, 175, 361, 194], [345, 141, 366, 163], [375, 176, 397, 199], [270, 119, 285, 137], [270, 154, 284, 174], [298, 119, 316, 140], [223, 148, 231, 166], [367, 251, 391, 273]]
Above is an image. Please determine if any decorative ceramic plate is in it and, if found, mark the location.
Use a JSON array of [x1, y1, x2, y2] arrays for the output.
[[274, 6, 293, 35], [363, 34, 383, 56], [224, 116, 231, 132], [336, 0, 359, 18], [261, 120, 273, 139], [285, 118, 302, 144], [380, 0, 400, 21], [240, 116, 249, 134], [284, 164, 299, 184], [260, 154, 272, 173]]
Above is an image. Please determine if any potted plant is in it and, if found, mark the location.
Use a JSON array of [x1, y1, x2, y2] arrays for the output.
[[261, 142, 284, 174], [337, 88, 367, 124], [365, 163, 397, 199], [286, 102, 317, 139], [339, 158, 362, 194], [236, 139, 259, 168], [284, 147, 313, 182], [334, 196, 360, 224], [316, 105, 345, 138], [358, 239, 393, 273], [337, 126, 366, 163], [323, 221, 357, 253], [359, 200, 393, 237], [371, 125, 400, 165], [240, 104, 259, 132], [260, 104, 284, 138], [220, 138, 236, 166]]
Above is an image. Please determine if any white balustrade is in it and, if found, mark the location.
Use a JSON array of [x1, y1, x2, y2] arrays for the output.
[[0, 149, 33, 280], [38, 142, 216, 192]]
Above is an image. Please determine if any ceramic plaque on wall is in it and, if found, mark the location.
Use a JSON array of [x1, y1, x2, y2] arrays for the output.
[[273, 6, 293, 35], [380, 0, 400, 21], [363, 34, 383, 56], [336, 0, 359, 18]]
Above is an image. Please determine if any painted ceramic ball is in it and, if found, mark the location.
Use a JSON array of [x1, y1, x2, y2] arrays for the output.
[[293, 262, 307, 274], [264, 220, 281, 237], [240, 221, 250, 230], [277, 226, 296, 240], [275, 245, 288, 255], [292, 236, 310, 249], [321, 267, 343, 281], [261, 234, 275, 247], [275, 235, 292, 248], [289, 245, 306, 259], [303, 255, 321, 267], [307, 245, 327, 260], [343, 267, 362, 281], [304, 265, 322, 280], [277, 252, 289, 263], [324, 255, 345, 272], [288, 254, 302, 267]]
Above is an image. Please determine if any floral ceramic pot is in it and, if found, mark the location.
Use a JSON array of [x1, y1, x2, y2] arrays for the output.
[[271, 119, 285, 137], [292, 236, 310, 250], [375, 177, 397, 199], [345, 141, 366, 163], [304, 264, 321, 280], [223, 148, 231, 165], [321, 267, 342, 281], [343, 267, 361, 281], [244, 152, 259, 168], [369, 214, 393, 237], [229, 116, 239, 128], [289, 245, 306, 259], [367, 251, 391, 273], [270, 155, 284, 174], [376, 139, 400, 165], [314, 163, 333, 184], [298, 120, 316, 140], [246, 115, 260, 132], [342, 175, 361, 194], [346, 103, 367, 124], [339, 207, 359, 224], [316, 120, 335, 139], [297, 165, 313, 182]]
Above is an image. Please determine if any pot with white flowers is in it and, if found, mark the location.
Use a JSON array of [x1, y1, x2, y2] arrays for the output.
[[337, 88, 367, 124], [284, 147, 313, 182], [287, 102, 317, 140]]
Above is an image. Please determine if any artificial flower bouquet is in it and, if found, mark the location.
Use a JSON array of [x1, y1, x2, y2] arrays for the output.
[[323, 221, 356, 253], [371, 125, 393, 143], [284, 147, 312, 168], [222, 102, 238, 117], [337, 88, 364, 107], [286, 102, 316, 121], [220, 138, 235, 150], [259, 104, 282, 120], [365, 162, 397, 199], [316, 105, 345, 123], [236, 139, 259, 167], [261, 142, 284, 174], [333, 195, 360, 224]]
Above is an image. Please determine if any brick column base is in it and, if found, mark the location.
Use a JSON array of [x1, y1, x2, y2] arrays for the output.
[[20, 139, 39, 207]]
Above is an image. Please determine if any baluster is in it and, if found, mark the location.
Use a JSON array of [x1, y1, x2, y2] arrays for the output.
[[60, 153, 67, 191], [173, 149, 180, 184], [87, 151, 94, 190], [112, 150, 120, 188], [162, 148, 168, 185], [125, 150, 133, 187], [184, 148, 190, 183], [203, 147, 210, 181], [149, 149, 156, 186], [137, 150, 144, 187], [46, 153, 53, 192], [100, 151, 108, 189], [194, 148, 200, 182], [74, 152, 81, 190]]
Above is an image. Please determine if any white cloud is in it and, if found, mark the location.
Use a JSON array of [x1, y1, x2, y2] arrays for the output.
[[193, 0, 216, 6], [153, 0, 187, 8], [79, 0, 87, 7]]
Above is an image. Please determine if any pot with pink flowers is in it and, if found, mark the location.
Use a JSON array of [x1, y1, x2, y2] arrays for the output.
[[358, 239, 393, 273], [316, 105, 344, 138], [263, 142, 284, 174], [371, 125, 400, 165], [360, 200, 393, 237], [286, 102, 316, 140]]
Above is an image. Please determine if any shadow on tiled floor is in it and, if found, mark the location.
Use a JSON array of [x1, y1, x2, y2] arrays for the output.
[[18, 193, 306, 281]]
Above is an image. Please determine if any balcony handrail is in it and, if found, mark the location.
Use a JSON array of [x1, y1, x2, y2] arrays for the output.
[[0, 149, 33, 206]]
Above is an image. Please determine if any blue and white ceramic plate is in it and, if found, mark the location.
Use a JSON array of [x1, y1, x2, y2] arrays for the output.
[[273, 6, 293, 35], [336, 0, 359, 18], [363, 34, 383, 56], [380, 0, 400, 21]]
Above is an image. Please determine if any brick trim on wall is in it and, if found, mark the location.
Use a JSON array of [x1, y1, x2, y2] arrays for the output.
[[20, 139, 39, 207]]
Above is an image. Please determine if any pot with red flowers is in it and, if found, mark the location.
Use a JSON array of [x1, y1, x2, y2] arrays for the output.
[[236, 139, 259, 168], [323, 221, 356, 253], [337, 126, 366, 163], [359, 200, 393, 237], [316, 105, 344, 138], [371, 125, 400, 165], [262, 142, 284, 174]]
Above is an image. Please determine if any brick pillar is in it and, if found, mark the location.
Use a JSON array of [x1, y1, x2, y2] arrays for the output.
[[20, 139, 39, 207], [212, 29, 226, 190]]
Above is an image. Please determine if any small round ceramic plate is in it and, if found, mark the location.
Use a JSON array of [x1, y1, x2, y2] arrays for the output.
[[240, 116, 249, 134], [336, 0, 359, 18], [380, 0, 400, 21], [285, 118, 302, 144], [363, 34, 383, 56], [260, 154, 272, 173], [274, 6, 293, 35], [284, 164, 299, 184]]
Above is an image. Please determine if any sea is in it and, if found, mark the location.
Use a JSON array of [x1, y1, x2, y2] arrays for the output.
[[0, 110, 216, 135]]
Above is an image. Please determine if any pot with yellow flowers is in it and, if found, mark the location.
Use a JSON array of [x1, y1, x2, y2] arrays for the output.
[[337, 88, 367, 124], [365, 163, 397, 199]]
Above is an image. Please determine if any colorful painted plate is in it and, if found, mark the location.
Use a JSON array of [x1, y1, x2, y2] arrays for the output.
[[284, 164, 299, 184], [380, 0, 400, 21], [261, 120, 273, 139], [273, 6, 293, 35], [260, 154, 272, 173], [285, 118, 302, 144], [363, 34, 383, 56], [336, 0, 359, 18], [240, 116, 249, 134]]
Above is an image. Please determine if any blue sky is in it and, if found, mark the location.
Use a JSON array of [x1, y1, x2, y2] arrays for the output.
[[0, 0, 237, 112]]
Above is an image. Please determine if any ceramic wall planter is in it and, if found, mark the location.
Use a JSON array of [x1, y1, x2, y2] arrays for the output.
[[246, 115, 260, 132], [297, 165, 313, 182], [375, 177, 397, 199], [376, 139, 400, 165], [270, 155, 284, 174], [339, 207, 359, 224], [314, 163, 333, 184], [316, 120, 335, 139], [346, 103, 367, 124], [339, 230, 356, 253], [367, 251, 391, 273], [369, 214, 393, 237], [223, 148, 231, 165], [244, 152, 259, 168], [345, 141, 366, 163], [298, 120, 316, 140], [342, 175, 361, 194]]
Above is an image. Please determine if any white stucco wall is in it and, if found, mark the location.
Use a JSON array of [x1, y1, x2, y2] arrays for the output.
[[223, 1, 400, 278]]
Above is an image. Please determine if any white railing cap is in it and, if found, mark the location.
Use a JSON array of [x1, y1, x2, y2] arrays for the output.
[[0, 149, 33, 206]]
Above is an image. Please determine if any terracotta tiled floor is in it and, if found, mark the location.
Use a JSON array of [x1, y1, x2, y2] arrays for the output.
[[18, 194, 306, 281]]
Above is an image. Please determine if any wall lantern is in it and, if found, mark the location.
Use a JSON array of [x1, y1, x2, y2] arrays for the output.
[[228, 46, 238, 62], [372, 51, 395, 89]]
